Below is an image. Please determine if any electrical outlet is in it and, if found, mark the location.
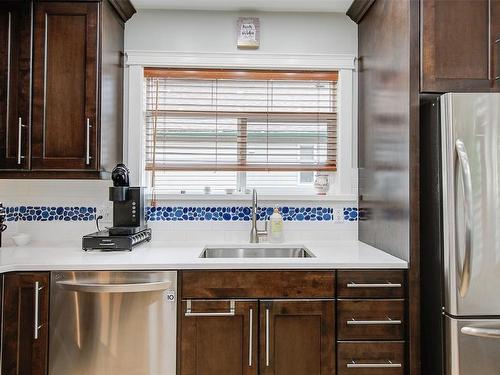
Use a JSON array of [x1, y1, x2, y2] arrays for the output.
[[97, 204, 113, 223]]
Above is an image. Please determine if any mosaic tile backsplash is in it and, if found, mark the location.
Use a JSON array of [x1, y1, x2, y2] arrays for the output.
[[5, 206, 96, 222], [5, 206, 358, 222]]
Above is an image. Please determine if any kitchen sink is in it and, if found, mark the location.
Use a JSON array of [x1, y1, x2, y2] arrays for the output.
[[199, 245, 315, 258]]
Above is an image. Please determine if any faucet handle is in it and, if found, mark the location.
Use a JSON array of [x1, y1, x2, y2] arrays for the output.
[[258, 218, 268, 237]]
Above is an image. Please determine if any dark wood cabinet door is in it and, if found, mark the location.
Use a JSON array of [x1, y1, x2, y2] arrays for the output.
[[260, 300, 335, 375], [421, 0, 493, 92], [493, 0, 500, 90], [1, 272, 50, 375], [179, 299, 258, 375], [32, 2, 98, 171], [0, 1, 31, 170]]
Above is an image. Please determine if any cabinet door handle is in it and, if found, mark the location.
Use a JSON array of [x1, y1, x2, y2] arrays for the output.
[[347, 282, 402, 288], [6, 12, 11, 137], [347, 317, 402, 325], [347, 360, 402, 368], [184, 299, 235, 317], [34, 282, 43, 340], [248, 308, 253, 367], [495, 37, 500, 81], [86, 118, 92, 165], [17, 117, 26, 165], [265, 307, 270, 367], [488, 0, 492, 80]]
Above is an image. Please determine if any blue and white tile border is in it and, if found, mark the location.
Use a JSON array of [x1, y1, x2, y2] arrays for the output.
[[4, 206, 96, 222], [5, 205, 358, 222]]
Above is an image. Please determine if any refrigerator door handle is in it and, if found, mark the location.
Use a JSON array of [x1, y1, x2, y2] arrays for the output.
[[455, 139, 473, 298], [461, 326, 500, 339]]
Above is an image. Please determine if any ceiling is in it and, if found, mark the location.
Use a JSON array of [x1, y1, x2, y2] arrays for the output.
[[130, 0, 353, 13]]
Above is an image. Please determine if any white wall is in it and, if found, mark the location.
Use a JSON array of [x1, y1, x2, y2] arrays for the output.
[[123, 9, 359, 196], [125, 10, 357, 55]]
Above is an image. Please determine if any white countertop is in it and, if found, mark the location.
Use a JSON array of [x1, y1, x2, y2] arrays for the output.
[[0, 240, 407, 272]]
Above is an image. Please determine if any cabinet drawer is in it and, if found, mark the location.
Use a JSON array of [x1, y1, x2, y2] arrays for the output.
[[337, 300, 404, 340], [337, 271, 405, 298], [181, 271, 335, 298], [337, 342, 404, 375]]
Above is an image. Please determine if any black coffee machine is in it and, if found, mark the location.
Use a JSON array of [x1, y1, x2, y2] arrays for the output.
[[108, 164, 147, 235], [82, 164, 151, 251]]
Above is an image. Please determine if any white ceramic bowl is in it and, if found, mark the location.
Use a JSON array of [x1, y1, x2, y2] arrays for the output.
[[11, 233, 31, 246]]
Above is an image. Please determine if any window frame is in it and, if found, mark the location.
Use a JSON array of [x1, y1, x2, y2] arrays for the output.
[[123, 51, 357, 201]]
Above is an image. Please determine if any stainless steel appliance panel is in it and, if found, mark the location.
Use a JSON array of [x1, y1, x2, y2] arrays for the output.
[[441, 93, 500, 316], [49, 271, 177, 375], [445, 316, 500, 375]]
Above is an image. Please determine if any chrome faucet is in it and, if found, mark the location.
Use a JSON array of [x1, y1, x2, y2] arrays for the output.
[[250, 189, 267, 243]]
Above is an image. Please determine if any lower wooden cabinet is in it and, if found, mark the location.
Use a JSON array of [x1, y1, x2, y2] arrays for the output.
[[260, 300, 335, 375], [179, 299, 335, 375], [179, 270, 407, 375], [1, 272, 49, 375], [179, 300, 258, 375]]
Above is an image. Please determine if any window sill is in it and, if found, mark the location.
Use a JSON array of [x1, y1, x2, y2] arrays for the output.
[[147, 193, 358, 203]]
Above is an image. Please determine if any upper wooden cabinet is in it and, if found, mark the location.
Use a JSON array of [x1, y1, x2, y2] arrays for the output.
[[0, 1, 31, 170], [421, 0, 500, 92], [32, 2, 99, 171], [493, 0, 500, 84], [0, 0, 135, 178]]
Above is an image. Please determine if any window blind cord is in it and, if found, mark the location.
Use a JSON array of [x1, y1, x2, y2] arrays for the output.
[[266, 80, 270, 171]]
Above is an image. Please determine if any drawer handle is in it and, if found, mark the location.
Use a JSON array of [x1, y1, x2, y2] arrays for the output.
[[347, 282, 402, 288], [347, 317, 402, 325], [185, 300, 236, 317], [347, 360, 402, 368]]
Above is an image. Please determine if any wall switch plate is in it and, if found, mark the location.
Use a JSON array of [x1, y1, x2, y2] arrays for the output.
[[97, 204, 113, 223]]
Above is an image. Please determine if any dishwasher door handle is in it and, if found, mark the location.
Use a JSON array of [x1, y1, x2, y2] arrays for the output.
[[56, 280, 172, 293]]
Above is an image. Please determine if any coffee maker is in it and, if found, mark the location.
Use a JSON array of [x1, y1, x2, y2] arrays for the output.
[[82, 164, 152, 251], [108, 164, 147, 235]]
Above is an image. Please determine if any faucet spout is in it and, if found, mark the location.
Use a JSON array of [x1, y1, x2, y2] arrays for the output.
[[250, 189, 267, 243]]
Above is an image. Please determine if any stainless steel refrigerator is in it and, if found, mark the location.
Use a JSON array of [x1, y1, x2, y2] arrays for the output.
[[421, 93, 500, 375]]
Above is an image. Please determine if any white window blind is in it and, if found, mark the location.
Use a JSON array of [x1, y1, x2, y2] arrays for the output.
[[144, 69, 338, 195]]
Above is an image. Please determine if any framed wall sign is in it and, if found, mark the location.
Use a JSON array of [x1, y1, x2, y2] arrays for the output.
[[237, 17, 260, 49]]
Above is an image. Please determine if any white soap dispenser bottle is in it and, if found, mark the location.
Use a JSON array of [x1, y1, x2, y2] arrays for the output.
[[269, 206, 284, 243]]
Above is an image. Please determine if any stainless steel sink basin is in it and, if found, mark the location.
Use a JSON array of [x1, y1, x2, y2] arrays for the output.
[[200, 245, 315, 258]]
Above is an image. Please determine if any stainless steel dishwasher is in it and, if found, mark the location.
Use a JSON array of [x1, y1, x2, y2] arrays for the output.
[[49, 271, 177, 375]]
